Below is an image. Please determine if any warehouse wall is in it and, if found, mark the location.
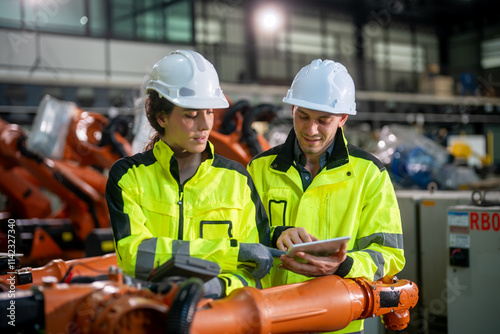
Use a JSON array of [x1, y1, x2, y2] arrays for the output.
[[0, 28, 188, 89]]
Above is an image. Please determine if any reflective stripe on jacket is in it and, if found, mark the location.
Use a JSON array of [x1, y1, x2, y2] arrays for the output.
[[248, 128, 405, 333], [106, 140, 270, 294]]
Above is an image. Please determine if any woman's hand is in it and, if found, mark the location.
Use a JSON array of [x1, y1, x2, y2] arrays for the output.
[[279, 243, 347, 277]]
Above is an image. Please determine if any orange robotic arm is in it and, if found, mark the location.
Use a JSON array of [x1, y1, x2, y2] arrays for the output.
[[65, 110, 132, 169], [1, 253, 418, 333], [192, 275, 418, 333], [0, 253, 118, 292], [0, 118, 109, 242]]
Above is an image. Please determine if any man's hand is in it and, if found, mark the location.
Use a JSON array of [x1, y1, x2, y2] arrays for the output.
[[276, 227, 319, 251], [280, 243, 347, 277], [238, 243, 286, 279]]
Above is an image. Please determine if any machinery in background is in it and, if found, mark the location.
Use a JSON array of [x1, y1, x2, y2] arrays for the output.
[[446, 200, 500, 333], [0, 95, 132, 264], [0, 254, 419, 334], [395, 190, 473, 334], [64, 107, 133, 170], [0, 118, 109, 263], [447, 135, 491, 169], [374, 124, 480, 190], [394, 189, 500, 334], [26, 94, 133, 170], [210, 98, 277, 166]]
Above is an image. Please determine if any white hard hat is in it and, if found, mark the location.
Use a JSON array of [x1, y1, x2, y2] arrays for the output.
[[283, 59, 356, 115], [145, 50, 229, 109]]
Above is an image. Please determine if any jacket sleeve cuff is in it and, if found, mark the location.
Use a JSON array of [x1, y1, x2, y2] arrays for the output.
[[218, 239, 239, 272], [271, 226, 294, 248], [334, 255, 353, 278]]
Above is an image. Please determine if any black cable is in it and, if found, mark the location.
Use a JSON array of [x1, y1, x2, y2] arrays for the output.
[[60, 262, 109, 283], [165, 277, 204, 334]]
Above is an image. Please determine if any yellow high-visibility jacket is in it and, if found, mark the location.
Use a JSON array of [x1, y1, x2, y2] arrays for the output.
[[106, 139, 270, 295], [248, 128, 405, 334]]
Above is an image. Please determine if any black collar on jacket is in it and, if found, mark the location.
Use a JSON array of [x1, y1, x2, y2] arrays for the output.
[[271, 128, 350, 173]]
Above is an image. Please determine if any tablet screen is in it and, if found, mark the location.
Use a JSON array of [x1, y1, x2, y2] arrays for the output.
[[286, 236, 351, 257]]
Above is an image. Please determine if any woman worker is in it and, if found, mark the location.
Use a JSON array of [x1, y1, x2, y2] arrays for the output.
[[106, 50, 280, 298]]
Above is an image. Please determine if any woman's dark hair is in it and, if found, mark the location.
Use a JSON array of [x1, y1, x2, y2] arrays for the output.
[[144, 90, 175, 150]]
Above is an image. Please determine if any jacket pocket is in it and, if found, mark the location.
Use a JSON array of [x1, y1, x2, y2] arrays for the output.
[[268, 200, 287, 226], [200, 220, 233, 239], [266, 188, 293, 227]]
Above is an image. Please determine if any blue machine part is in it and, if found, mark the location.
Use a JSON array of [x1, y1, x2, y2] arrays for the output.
[[390, 145, 415, 187], [391, 145, 439, 189], [406, 146, 438, 189]]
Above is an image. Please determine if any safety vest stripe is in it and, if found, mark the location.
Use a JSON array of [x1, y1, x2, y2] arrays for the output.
[[135, 237, 158, 280], [232, 274, 249, 287], [355, 232, 404, 250], [172, 240, 190, 256], [248, 176, 270, 246], [361, 249, 385, 280]]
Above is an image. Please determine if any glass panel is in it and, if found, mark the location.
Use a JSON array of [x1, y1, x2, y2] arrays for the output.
[[374, 42, 425, 72], [111, 0, 134, 38], [89, 0, 106, 36], [137, 0, 164, 41], [23, 0, 86, 35], [482, 38, 500, 69], [226, 19, 244, 45], [0, 0, 22, 28], [196, 19, 222, 44], [108, 0, 192, 43], [277, 31, 324, 55], [165, 1, 192, 43]]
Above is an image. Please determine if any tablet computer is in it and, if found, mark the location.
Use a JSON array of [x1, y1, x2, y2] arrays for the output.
[[150, 255, 221, 283], [286, 236, 351, 257]]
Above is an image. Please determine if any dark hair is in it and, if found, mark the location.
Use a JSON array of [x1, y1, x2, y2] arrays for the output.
[[144, 90, 175, 150]]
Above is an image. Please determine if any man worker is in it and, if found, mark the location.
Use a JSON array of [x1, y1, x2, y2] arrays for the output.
[[247, 59, 405, 334]]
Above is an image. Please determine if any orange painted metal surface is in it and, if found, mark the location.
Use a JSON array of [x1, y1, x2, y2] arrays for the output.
[[0, 118, 109, 243], [191, 275, 418, 333], [64, 109, 132, 170], [0, 253, 118, 291], [1, 254, 418, 333]]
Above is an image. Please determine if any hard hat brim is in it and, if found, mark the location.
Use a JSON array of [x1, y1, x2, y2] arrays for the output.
[[145, 84, 229, 109], [169, 96, 230, 109], [282, 96, 357, 115]]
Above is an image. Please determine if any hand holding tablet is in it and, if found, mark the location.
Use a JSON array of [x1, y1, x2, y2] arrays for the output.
[[286, 236, 351, 257]]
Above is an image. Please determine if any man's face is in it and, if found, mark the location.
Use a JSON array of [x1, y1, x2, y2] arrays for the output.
[[292, 106, 348, 159]]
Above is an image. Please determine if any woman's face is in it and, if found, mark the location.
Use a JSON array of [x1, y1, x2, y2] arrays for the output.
[[157, 106, 214, 157]]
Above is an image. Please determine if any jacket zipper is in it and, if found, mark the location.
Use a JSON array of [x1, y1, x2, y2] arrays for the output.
[[177, 187, 184, 240], [175, 160, 202, 241]]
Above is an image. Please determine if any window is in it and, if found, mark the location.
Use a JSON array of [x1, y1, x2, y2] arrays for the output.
[[481, 37, 500, 69], [23, 0, 86, 35], [196, 19, 222, 44], [0, 0, 22, 28], [165, 1, 192, 42], [374, 42, 425, 72], [111, 0, 193, 43], [0, 0, 194, 43], [89, 0, 106, 36]]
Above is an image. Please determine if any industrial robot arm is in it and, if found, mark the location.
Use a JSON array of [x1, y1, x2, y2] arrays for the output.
[[1, 254, 418, 334]]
